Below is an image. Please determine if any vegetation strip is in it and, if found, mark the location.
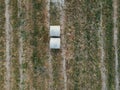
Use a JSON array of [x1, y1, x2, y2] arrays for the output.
[[113, 0, 119, 89], [5, 0, 12, 89]]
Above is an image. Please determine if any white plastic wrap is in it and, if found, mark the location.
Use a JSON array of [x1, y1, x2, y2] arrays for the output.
[[50, 38, 60, 49], [50, 26, 60, 37]]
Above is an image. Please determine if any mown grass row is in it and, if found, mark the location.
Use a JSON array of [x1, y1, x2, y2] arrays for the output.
[[102, 0, 115, 89], [31, 0, 49, 89], [50, 1, 63, 90], [10, 0, 20, 89], [0, 0, 5, 89], [50, 2, 60, 25], [84, 0, 101, 89]]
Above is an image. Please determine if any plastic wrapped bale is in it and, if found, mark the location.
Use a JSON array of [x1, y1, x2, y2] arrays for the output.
[[50, 26, 60, 37], [50, 38, 60, 49]]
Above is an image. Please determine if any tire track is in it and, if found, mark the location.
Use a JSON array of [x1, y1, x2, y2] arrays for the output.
[[99, 3, 107, 90], [17, 0, 24, 89], [5, 0, 12, 89], [47, 0, 53, 90], [60, 0, 67, 90], [113, 0, 119, 90]]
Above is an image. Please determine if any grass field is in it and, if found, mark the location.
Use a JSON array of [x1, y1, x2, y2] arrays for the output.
[[0, 0, 120, 90]]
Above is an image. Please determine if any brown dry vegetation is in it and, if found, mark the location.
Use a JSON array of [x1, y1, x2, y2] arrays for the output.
[[0, 0, 120, 90]]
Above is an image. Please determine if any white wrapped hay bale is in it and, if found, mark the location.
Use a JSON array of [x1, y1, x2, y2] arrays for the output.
[[50, 26, 60, 37], [50, 38, 60, 49]]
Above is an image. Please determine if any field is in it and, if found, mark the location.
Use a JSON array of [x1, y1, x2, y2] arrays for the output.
[[0, 0, 120, 90]]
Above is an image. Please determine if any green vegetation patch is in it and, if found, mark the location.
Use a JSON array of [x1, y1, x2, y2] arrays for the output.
[[102, 0, 115, 89]]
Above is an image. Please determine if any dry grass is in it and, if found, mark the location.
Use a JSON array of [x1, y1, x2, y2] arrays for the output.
[[0, 0, 119, 90]]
